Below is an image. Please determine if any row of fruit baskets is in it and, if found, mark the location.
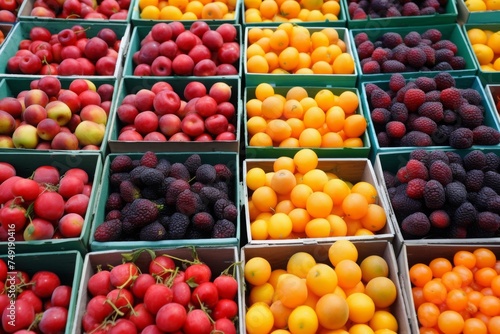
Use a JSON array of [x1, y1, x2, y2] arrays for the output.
[[1, 0, 500, 333]]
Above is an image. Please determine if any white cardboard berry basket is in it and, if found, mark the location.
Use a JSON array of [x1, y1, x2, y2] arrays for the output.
[[243, 157, 397, 245], [373, 147, 500, 256], [72, 246, 243, 334], [241, 240, 412, 333]]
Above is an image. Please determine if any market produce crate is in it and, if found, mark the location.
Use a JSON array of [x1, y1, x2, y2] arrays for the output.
[[243, 157, 396, 244], [0, 21, 130, 79], [0, 77, 118, 157], [89, 151, 240, 251], [72, 246, 242, 334], [374, 147, 500, 255], [362, 75, 500, 161], [244, 85, 370, 159], [486, 84, 500, 117], [107, 77, 241, 153], [0, 23, 13, 48], [18, 0, 133, 24], [343, 0, 458, 28], [350, 24, 478, 83], [130, 0, 241, 26], [241, 240, 412, 333], [463, 23, 500, 84], [0, 151, 102, 255], [122, 24, 242, 78], [398, 243, 500, 333], [240, 0, 347, 27], [244, 26, 357, 87], [0, 250, 83, 334], [457, 0, 500, 23]]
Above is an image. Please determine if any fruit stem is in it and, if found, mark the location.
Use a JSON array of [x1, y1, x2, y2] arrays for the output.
[[197, 295, 215, 324], [220, 261, 242, 277], [121, 248, 156, 263]]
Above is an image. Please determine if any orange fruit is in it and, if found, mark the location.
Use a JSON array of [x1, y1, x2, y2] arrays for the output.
[[266, 119, 292, 143], [335, 259, 362, 290], [286, 86, 309, 101], [365, 276, 397, 308], [270, 169, 297, 195], [369, 310, 398, 332], [247, 116, 267, 136], [306, 192, 333, 218], [267, 212, 293, 239], [298, 128, 322, 147], [360, 255, 389, 282], [278, 46, 300, 71], [437, 310, 464, 334], [201, 2, 223, 18], [246, 167, 267, 190], [276, 274, 308, 308], [293, 148, 318, 174], [287, 305, 318, 334], [332, 53, 355, 74], [252, 185, 278, 212], [290, 183, 313, 208], [409, 263, 433, 288], [246, 303, 274, 334], [255, 83, 275, 101], [315, 293, 349, 330], [342, 192, 368, 220], [302, 169, 329, 192], [270, 300, 293, 330], [346, 292, 375, 324], [245, 256, 272, 286], [247, 55, 270, 73], [283, 99, 304, 119], [336, 91, 359, 115], [328, 239, 358, 266], [303, 106, 326, 129], [249, 132, 273, 146], [468, 28, 488, 45], [261, 95, 284, 119]]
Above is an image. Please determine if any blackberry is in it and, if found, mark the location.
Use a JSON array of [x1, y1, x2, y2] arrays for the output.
[[434, 72, 455, 90], [155, 158, 171, 176], [140, 151, 158, 168], [432, 125, 454, 145], [190, 181, 205, 194], [195, 164, 217, 184], [439, 87, 462, 110], [412, 117, 437, 135], [167, 212, 190, 239], [445, 181, 467, 207], [460, 88, 482, 105], [432, 40, 458, 54], [110, 155, 133, 173], [212, 219, 236, 238], [223, 203, 238, 222], [445, 151, 462, 164], [463, 150, 486, 171], [165, 179, 190, 206], [176, 189, 201, 216], [105, 210, 121, 221], [429, 160, 453, 186], [442, 109, 458, 124], [477, 211, 500, 232], [453, 201, 477, 227], [429, 210, 450, 229], [458, 104, 484, 129], [487, 195, 500, 214], [381, 32, 403, 48], [484, 171, 500, 194], [139, 221, 166, 241], [388, 73, 407, 92], [357, 40, 375, 60], [409, 149, 429, 163], [392, 44, 410, 64], [426, 150, 449, 167], [406, 48, 427, 69], [213, 198, 231, 219], [381, 60, 406, 73], [184, 154, 202, 176], [386, 6, 401, 16], [476, 187, 498, 211], [390, 189, 423, 217], [400, 131, 432, 146], [170, 162, 190, 181], [191, 212, 215, 232], [406, 178, 426, 199], [432, 62, 453, 71], [354, 32, 369, 47], [434, 48, 454, 63], [214, 164, 233, 183], [401, 212, 431, 237], [213, 181, 229, 196], [129, 165, 148, 186], [465, 169, 484, 192], [421, 45, 436, 66], [484, 152, 500, 171], [372, 48, 392, 64], [94, 219, 122, 242], [420, 6, 436, 14], [404, 88, 426, 112], [423, 179, 446, 209], [383, 171, 398, 189], [106, 192, 123, 212], [402, 2, 420, 16], [450, 56, 466, 70], [421, 29, 442, 43], [399, 159, 429, 182], [363, 61, 381, 74], [370, 89, 392, 109], [119, 180, 142, 204], [140, 167, 164, 187], [449, 128, 474, 149], [472, 125, 500, 145], [199, 186, 228, 205], [110, 172, 130, 189], [390, 103, 409, 123], [415, 77, 437, 93], [425, 90, 441, 102], [377, 132, 391, 147], [386, 121, 406, 139], [371, 108, 391, 125]]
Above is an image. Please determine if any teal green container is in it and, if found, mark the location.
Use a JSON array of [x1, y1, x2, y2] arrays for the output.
[[0, 77, 118, 157], [240, 0, 347, 27], [0, 152, 102, 255], [244, 85, 370, 159], [107, 77, 241, 153], [131, 0, 241, 26], [463, 23, 500, 85], [0, 251, 83, 334], [17, 0, 132, 24], [486, 84, 500, 118], [350, 24, 478, 83], [122, 24, 242, 78], [374, 148, 500, 254], [244, 26, 358, 87], [344, 0, 458, 28], [0, 23, 13, 48], [89, 152, 241, 251], [362, 76, 500, 162], [0, 21, 130, 79], [73, 246, 242, 334], [457, 0, 500, 23]]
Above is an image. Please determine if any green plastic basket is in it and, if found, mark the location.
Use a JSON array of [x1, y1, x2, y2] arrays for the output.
[[457, 0, 500, 23], [463, 23, 500, 85]]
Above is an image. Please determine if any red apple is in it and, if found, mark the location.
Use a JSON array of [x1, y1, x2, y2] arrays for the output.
[[159, 113, 181, 137], [151, 23, 173, 43], [0, 110, 16, 135], [195, 95, 218, 117], [181, 113, 204, 137], [74, 121, 105, 146], [217, 63, 238, 76], [150, 56, 172, 76], [193, 59, 217, 76], [169, 132, 190, 141], [168, 21, 185, 39], [202, 30, 223, 51], [24, 218, 54, 240], [46, 100, 72, 125], [37, 118, 61, 141], [0, 97, 23, 118], [144, 132, 167, 141], [188, 44, 211, 64], [12, 124, 39, 149], [190, 21, 210, 38], [58, 213, 84, 238], [151, 82, 173, 94], [33, 165, 60, 185], [172, 54, 194, 76], [118, 129, 143, 141], [24, 89, 49, 107], [51, 131, 79, 150], [195, 133, 213, 142], [64, 194, 90, 216], [205, 114, 228, 136], [217, 42, 240, 64], [216, 131, 236, 140], [80, 105, 107, 125], [183, 81, 206, 101], [84, 37, 109, 61], [57, 58, 84, 76], [216, 101, 236, 121], [138, 41, 160, 65], [175, 31, 197, 52], [159, 40, 178, 60], [133, 64, 151, 76], [116, 104, 138, 124], [57, 90, 81, 114], [134, 89, 155, 112], [79, 90, 101, 108], [153, 90, 181, 116], [22, 105, 47, 126], [66, 114, 82, 133], [97, 84, 114, 102], [216, 24, 237, 43], [134, 110, 158, 135], [37, 76, 62, 98], [95, 56, 117, 76]]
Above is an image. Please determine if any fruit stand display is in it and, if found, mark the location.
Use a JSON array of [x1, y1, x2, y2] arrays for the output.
[[463, 23, 500, 84], [1, 0, 500, 332]]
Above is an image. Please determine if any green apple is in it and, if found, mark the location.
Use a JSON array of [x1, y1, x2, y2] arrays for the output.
[[74, 120, 105, 146], [12, 124, 39, 149]]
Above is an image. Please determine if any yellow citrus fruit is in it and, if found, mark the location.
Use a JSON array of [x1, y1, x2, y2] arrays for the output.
[[329, 239, 358, 266], [468, 28, 488, 45], [306, 263, 338, 296], [245, 257, 272, 286], [267, 212, 293, 239], [359, 255, 389, 282], [293, 148, 318, 174], [287, 305, 319, 334], [315, 293, 349, 330], [487, 31, 500, 54], [246, 167, 266, 190], [472, 44, 495, 65], [365, 276, 397, 309], [369, 310, 399, 332], [346, 292, 376, 324], [249, 282, 275, 305], [287, 251, 317, 278], [250, 219, 269, 240], [246, 303, 274, 334]]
